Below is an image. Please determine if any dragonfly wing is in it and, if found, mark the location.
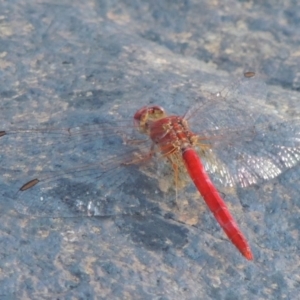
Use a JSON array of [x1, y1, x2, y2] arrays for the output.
[[199, 119, 300, 188], [186, 74, 268, 133], [185, 73, 300, 188], [0, 120, 157, 218], [10, 163, 146, 218]]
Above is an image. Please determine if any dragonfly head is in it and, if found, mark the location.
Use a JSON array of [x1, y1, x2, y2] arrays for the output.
[[133, 105, 166, 134]]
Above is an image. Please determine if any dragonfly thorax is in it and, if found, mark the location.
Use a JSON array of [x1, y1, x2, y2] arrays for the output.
[[148, 115, 198, 156]]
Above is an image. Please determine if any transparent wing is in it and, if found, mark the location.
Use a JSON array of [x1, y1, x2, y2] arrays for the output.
[[185, 75, 300, 188], [0, 117, 161, 218], [186, 73, 267, 133], [201, 119, 300, 188]]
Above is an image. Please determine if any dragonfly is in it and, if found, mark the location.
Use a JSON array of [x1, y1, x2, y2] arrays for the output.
[[1, 73, 300, 260]]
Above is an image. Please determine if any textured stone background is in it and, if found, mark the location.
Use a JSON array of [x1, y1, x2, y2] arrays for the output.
[[0, 1, 299, 299]]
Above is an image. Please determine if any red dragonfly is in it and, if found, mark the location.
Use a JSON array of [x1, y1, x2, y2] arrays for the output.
[[134, 104, 253, 259], [1, 73, 299, 260]]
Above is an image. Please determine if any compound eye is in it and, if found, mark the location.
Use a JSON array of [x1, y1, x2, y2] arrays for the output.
[[133, 106, 148, 122], [151, 106, 165, 117]]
